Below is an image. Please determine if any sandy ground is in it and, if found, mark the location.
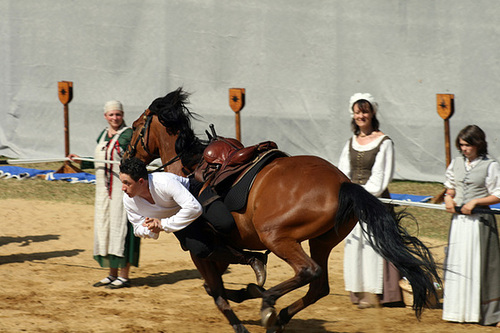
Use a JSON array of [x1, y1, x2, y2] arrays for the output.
[[0, 199, 498, 333]]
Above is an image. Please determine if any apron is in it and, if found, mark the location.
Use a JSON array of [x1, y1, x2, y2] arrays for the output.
[[93, 126, 130, 257]]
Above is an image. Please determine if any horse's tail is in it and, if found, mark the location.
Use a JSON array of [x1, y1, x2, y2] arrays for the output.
[[336, 181, 440, 318]]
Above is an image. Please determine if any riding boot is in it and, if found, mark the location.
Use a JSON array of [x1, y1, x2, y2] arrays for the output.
[[207, 245, 268, 287]]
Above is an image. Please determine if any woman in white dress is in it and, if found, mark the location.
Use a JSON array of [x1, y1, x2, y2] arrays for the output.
[[443, 125, 500, 327], [339, 93, 403, 309]]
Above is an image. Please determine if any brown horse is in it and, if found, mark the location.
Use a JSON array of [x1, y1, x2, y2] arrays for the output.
[[124, 88, 440, 333]]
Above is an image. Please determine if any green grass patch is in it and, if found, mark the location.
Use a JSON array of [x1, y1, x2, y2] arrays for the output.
[[389, 180, 450, 241], [0, 158, 94, 205]]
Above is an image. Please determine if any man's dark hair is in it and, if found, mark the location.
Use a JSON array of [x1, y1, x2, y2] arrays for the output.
[[120, 157, 148, 181]]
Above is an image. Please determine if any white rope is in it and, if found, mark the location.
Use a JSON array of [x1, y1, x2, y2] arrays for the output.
[[0, 156, 163, 171], [73, 157, 160, 170], [1, 157, 68, 164], [2, 158, 500, 212], [72, 157, 120, 165], [379, 197, 500, 214], [1, 157, 120, 165]]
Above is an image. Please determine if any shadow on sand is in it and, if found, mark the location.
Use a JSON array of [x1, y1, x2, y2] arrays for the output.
[[242, 318, 345, 333], [0, 249, 84, 265], [132, 269, 203, 287], [0, 234, 60, 247]]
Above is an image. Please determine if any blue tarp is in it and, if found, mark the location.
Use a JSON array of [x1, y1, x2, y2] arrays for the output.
[[390, 193, 433, 203], [0, 166, 95, 184]]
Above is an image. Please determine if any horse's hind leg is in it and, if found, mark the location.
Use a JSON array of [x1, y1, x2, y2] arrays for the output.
[[272, 232, 344, 329], [259, 240, 323, 329]]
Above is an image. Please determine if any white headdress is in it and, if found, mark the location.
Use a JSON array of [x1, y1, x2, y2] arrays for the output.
[[103, 100, 123, 114], [349, 93, 378, 117]]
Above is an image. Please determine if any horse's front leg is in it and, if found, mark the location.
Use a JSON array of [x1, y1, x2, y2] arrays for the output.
[[190, 253, 250, 333]]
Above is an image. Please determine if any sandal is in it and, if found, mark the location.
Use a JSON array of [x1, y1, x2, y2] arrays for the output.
[[358, 301, 376, 309], [93, 275, 117, 287], [106, 277, 131, 289]]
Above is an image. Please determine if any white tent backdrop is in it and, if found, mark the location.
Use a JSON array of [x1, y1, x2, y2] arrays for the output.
[[2, 0, 500, 182]]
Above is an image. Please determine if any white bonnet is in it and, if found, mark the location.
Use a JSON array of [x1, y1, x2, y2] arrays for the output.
[[104, 100, 123, 114], [349, 93, 378, 117]]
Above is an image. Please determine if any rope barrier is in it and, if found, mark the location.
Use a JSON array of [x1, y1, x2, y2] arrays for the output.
[[379, 197, 500, 215], [0, 157, 122, 165], [72, 157, 120, 165], [0, 157, 126, 165], [0, 157, 68, 165], [2, 158, 500, 214], [0, 157, 161, 169]]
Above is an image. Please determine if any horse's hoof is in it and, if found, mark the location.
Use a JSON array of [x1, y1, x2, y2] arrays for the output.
[[261, 307, 277, 329], [247, 283, 264, 298]]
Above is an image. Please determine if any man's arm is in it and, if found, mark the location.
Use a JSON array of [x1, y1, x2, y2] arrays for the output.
[[123, 197, 160, 239], [158, 177, 203, 233]]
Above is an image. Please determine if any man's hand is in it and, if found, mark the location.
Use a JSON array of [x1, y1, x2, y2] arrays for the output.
[[143, 217, 162, 233]]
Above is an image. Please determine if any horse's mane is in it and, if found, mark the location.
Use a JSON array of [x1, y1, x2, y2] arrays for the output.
[[148, 87, 207, 170]]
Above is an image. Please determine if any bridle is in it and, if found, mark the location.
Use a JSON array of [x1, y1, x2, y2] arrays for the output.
[[126, 111, 161, 161], [126, 110, 191, 174]]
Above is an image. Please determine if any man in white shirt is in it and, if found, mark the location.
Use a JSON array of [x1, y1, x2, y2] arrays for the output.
[[119, 157, 267, 286]]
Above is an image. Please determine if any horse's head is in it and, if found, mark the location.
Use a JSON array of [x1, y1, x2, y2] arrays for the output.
[[124, 88, 207, 176], [124, 109, 159, 164]]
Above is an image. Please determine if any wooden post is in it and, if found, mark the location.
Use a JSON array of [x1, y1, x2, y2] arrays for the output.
[[436, 94, 455, 167], [229, 88, 245, 142], [55, 81, 81, 174], [430, 93, 455, 203]]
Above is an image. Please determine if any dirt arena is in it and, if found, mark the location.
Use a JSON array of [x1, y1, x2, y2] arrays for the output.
[[0, 199, 497, 332]]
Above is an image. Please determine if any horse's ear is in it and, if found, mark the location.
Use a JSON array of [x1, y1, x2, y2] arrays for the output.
[[209, 124, 218, 138], [205, 130, 213, 141]]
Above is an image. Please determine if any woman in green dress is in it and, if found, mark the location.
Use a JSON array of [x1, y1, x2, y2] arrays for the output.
[[69, 100, 140, 289]]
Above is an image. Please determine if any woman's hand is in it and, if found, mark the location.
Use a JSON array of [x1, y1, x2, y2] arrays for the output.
[[461, 199, 478, 215], [67, 153, 80, 162], [444, 189, 456, 214]]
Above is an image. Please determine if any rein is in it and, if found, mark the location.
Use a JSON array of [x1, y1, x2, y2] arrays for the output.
[[149, 153, 183, 173], [126, 112, 161, 160], [150, 138, 201, 175]]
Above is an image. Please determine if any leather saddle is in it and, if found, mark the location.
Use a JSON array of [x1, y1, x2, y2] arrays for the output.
[[195, 137, 278, 189]]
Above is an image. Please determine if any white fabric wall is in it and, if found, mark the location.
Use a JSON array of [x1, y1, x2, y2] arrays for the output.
[[2, 0, 500, 182]]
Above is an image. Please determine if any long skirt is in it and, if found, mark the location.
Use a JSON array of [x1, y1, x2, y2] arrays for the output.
[[442, 214, 500, 326], [94, 222, 140, 268], [344, 221, 403, 304]]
